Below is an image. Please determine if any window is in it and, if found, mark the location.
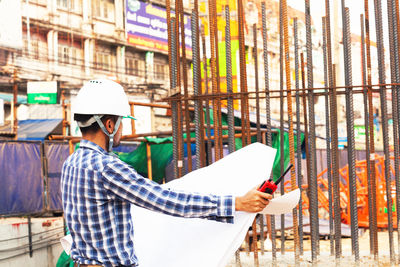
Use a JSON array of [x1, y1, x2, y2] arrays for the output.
[[96, 52, 112, 71], [57, 0, 69, 9], [57, 0, 82, 13], [154, 63, 166, 80], [24, 40, 39, 59], [126, 57, 139, 76], [58, 45, 82, 65], [93, 0, 114, 20]]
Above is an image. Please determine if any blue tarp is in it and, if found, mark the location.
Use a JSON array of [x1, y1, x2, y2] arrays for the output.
[[45, 141, 70, 211], [0, 141, 44, 215], [18, 119, 63, 141], [0, 93, 27, 104]]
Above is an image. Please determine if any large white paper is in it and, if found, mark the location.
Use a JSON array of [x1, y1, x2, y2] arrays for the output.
[[132, 142, 279, 267]]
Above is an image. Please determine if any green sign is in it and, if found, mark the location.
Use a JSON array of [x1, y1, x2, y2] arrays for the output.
[[27, 81, 57, 104], [27, 93, 57, 104]]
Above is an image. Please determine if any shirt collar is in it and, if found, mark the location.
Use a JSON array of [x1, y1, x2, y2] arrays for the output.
[[79, 139, 108, 155]]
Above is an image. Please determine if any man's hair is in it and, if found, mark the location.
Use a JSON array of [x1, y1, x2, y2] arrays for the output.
[[74, 114, 119, 134]]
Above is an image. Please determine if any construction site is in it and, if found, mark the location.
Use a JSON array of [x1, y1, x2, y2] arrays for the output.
[[1, 0, 400, 266]]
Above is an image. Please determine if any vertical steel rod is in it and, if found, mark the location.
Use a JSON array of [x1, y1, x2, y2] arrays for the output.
[[208, 0, 222, 161], [360, 13, 374, 258], [341, 4, 359, 261], [281, 0, 300, 262], [293, 17, 304, 256], [305, 0, 319, 259], [363, 0, 379, 258], [191, 6, 203, 170], [225, 5, 235, 155], [387, 0, 400, 261], [324, 0, 342, 259], [201, 27, 213, 166], [261, 2, 277, 263], [279, 0, 286, 255], [177, 0, 192, 173], [373, 0, 395, 262], [237, 0, 251, 146], [169, 16, 179, 179], [322, 16, 335, 257], [253, 21, 265, 257], [254, 23, 261, 143]]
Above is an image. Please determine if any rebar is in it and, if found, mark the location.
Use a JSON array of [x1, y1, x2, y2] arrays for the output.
[[252, 20, 265, 256], [262, 2, 277, 263], [281, 0, 300, 262], [305, 0, 319, 259], [325, 0, 342, 259], [170, 17, 179, 179], [360, 13, 374, 259], [341, 4, 359, 261], [254, 23, 261, 143], [363, 0, 378, 258], [237, 0, 251, 146], [201, 27, 213, 166], [279, 0, 285, 254], [387, 0, 400, 260], [322, 16, 334, 257], [293, 17, 304, 256], [177, 0, 193, 173], [225, 5, 235, 155], [191, 7, 203, 170], [374, 0, 395, 262], [208, 0, 222, 161]]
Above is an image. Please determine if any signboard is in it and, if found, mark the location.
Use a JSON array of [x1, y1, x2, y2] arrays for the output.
[[27, 81, 58, 104], [0, 99, 4, 126], [0, 0, 23, 50], [126, 0, 192, 55]]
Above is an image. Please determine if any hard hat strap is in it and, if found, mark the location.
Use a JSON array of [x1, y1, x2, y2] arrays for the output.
[[93, 115, 122, 152]]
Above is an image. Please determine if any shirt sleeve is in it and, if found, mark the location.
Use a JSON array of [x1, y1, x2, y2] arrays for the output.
[[102, 160, 235, 223]]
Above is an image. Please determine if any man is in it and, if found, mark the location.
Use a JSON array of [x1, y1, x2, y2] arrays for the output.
[[61, 79, 272, 267]]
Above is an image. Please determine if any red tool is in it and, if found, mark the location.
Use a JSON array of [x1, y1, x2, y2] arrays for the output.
[[258, 164, 293, 194]]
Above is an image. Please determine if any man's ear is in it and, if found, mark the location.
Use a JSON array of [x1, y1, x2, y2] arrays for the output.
[[105, 118, 114, 134]]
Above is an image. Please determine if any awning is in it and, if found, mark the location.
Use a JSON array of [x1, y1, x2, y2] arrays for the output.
[[17, 119, 63, 141], [0, 93, 27, 104]]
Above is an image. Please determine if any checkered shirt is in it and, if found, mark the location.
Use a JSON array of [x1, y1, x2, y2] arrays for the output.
[[61, 139, 234, 266]]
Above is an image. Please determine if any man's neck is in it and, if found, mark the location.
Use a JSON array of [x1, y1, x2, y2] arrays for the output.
[[82, 131, 109, 152]]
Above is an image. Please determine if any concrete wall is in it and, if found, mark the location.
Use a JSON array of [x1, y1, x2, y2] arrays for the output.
[[0, 217, 65, 267]]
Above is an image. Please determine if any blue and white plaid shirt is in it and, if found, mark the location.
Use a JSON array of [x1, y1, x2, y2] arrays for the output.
[[61, 140, 234, 266]]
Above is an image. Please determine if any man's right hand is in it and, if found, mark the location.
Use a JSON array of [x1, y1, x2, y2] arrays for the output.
[[235, 187, 272, 213]]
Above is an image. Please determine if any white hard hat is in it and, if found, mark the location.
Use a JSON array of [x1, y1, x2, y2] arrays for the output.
[[73, 79, 131, 117]]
